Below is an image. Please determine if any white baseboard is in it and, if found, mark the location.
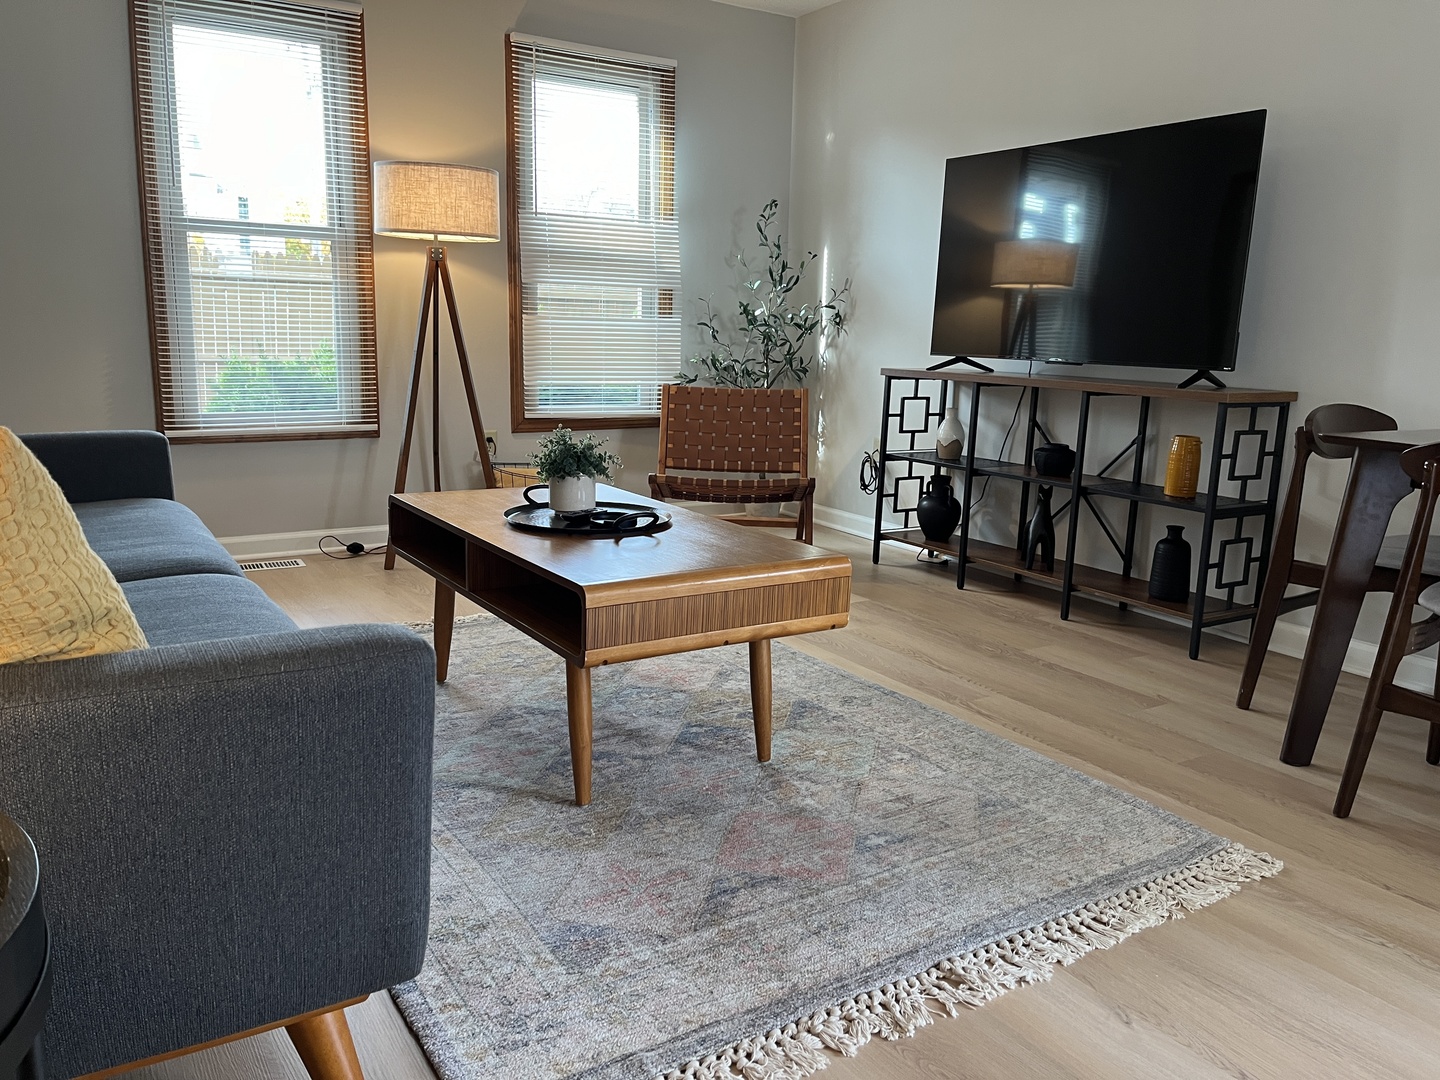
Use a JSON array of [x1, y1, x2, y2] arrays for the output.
[[218, 524, 388, 559], [1265, 619, 1436, 694], [812, 501, 1438, 693], [813, 502, 890, 538]]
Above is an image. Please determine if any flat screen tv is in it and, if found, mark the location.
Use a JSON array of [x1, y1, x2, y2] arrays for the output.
[[930, 109, 1267, 385]]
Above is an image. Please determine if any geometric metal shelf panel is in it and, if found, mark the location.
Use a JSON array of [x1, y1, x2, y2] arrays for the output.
[[893, 474, 924, 515], [1226, 425, 1270, 483], [1215, 534, 1256, 590], [898, 395, 934, 435]]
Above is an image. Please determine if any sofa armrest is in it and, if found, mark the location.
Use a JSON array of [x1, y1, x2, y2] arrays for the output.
[[19, 429, 175, 503], [0, 623, 436, 1078]]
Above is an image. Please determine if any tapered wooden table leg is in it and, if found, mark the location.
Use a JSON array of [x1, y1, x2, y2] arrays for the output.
[[434, 582, 455, 683], [750, 638, 772, 762], [286, 1004, 365, 1080], [1280, 447, 1413, 765], [566, 663, 593, 806]]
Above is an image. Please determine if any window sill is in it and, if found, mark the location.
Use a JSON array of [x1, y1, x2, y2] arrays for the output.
[[162, 428, 381, 445], [512, 415, 659, 433]]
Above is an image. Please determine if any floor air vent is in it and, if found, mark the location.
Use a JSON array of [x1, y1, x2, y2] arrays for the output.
[[238, 558, 306, 572]]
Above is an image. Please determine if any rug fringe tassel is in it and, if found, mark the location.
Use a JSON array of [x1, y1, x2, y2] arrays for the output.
[[661, 843, 1281, 1080]]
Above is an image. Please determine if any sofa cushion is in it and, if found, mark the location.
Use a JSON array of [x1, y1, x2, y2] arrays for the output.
[[74, 498, 243, 582], [0, 427, 149, 663], [121, 574, 297, 647]]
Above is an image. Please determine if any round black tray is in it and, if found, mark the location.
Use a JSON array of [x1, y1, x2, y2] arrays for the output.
[[505, 500, 672, 538]]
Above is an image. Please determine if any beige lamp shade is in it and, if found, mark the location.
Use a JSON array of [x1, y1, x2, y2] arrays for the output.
[[373, 160, 500, 242], [991, 239, 1078, 288]]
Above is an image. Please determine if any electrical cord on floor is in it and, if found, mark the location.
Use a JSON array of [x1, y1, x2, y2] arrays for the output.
[[318, 534, 387, 559]]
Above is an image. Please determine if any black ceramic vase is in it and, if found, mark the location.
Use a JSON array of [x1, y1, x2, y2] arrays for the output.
[[1024, 485, 1056, 572], [916, 474, 962, 543], [1149, 524, 1192, 602], [1033, 442, 1077, 479]]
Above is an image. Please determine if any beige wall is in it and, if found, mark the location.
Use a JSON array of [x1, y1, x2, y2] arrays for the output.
[[0, 0, 795, 540], [792, 0, 1440, 650]]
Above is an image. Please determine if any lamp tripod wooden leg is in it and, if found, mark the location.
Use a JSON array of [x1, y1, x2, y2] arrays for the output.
[[385, 245, 498, 570]]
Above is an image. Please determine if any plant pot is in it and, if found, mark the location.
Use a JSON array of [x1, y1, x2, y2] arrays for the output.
[[916, 474, 962, 543], [1148, 524, 1192, 602], [1032, 441, 1076, 479], [547, 475, 597, 518]]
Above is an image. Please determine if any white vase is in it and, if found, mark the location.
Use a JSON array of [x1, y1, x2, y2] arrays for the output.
[[936, 402, 966, 460], [548, 475, 597, 517]]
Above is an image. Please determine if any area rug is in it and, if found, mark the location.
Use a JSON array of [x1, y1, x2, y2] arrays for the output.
[[392, 614, 1279, 1080]]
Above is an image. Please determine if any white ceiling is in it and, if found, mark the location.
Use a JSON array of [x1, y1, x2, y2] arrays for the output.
[[707, 0, 844, 16]]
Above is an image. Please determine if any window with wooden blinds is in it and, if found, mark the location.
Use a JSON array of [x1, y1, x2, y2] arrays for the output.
[[130, 0, 378, 442], [506, 33, 679, 431]]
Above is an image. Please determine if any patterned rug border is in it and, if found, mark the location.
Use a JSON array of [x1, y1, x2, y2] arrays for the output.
[[392, 614, 1282, 1080]]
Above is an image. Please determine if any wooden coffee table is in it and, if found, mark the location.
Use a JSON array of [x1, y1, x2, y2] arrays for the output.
[[388, 485, 852, 805]]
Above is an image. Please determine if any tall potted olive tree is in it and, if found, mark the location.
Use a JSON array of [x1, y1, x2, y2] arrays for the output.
[[677, 200, 850, 389]]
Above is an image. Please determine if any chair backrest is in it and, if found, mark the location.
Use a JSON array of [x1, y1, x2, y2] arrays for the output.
[[656, 384, 809, 476], [1400, 441, 1440, 485], [1388, 441, 1440, 612], [1305, 404, 1397, 460]]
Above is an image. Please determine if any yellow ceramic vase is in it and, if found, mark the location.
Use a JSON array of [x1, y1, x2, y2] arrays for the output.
[[1164, 435, 1203, 499]]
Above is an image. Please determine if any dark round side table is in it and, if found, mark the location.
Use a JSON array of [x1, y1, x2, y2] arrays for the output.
[[0, 813, 49, 1080]]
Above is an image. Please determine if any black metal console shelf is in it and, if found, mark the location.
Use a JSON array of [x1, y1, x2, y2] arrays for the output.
[[872, 369, 1299, 658]]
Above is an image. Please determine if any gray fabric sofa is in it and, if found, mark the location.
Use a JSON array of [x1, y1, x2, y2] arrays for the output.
[[0, 430, 436, 1079]]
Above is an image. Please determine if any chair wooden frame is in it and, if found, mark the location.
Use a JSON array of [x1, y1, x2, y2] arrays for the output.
[[1238, 404, 1418, 708], [648, 384, 815, 544], [1333, 442, 1440, 818]]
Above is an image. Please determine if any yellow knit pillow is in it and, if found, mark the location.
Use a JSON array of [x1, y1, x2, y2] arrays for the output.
[[0, 427, 148, 663]]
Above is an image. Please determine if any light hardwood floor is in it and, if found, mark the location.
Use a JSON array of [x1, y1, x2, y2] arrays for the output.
[[136, 527, 1440, 1079]]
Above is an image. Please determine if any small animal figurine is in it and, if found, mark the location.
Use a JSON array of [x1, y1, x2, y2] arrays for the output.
[[1024, 485, 1056, 572]]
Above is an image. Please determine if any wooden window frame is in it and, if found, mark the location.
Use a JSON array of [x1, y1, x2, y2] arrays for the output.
[[505, 34, 678, 433], [129, 0, 379, 444]]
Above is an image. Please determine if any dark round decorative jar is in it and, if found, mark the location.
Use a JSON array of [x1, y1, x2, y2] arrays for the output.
[[1033, 442, 1077, 479], [916, 474, 962, 543], [1148, 524, 1192, 602]]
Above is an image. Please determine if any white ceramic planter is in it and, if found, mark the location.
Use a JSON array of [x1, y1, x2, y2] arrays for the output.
[[548, 474, 597, 517]]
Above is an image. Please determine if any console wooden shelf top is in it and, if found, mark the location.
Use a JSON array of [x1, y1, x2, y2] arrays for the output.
[[880, 367, 1298, 405]]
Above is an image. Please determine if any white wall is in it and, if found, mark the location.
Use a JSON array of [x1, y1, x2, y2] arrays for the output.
[[792, 0, 1440, 647], [0, 0, 795, 541]]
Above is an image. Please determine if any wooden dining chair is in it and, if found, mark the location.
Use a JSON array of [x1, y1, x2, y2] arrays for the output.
[[649, 384, 815, 544], [1237, 404, 1440, 709], [1332, 441, 1440, 817]]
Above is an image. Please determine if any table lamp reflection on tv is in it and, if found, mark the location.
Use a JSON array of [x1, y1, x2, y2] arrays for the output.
[[991, 239, 1078, 360]]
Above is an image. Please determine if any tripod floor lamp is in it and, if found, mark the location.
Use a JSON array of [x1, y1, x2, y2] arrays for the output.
[[373, 160, 499, 570]]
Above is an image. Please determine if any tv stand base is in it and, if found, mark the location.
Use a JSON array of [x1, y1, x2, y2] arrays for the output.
[[927, 355, 994, 373], [1177, 369, 1227, 390]]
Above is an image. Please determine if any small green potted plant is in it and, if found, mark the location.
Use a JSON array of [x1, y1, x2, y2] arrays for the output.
[[530, 426, 623, 517]]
